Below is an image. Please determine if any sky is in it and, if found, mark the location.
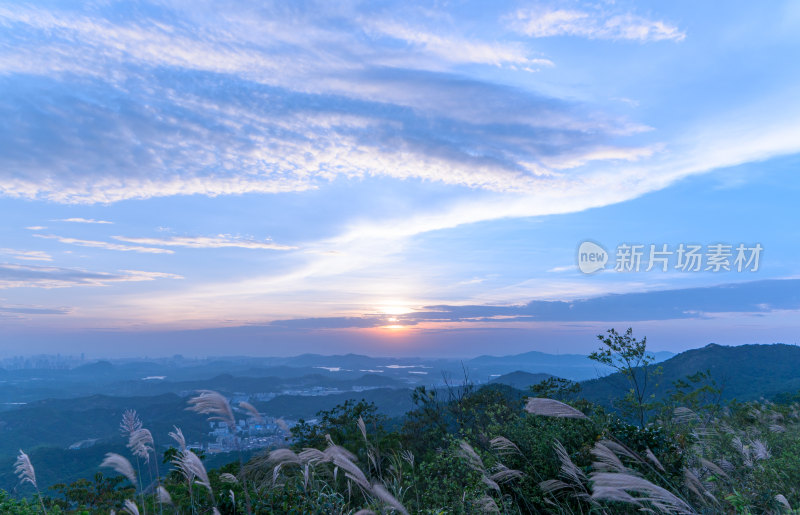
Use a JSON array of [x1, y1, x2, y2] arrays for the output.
[[1, 0, 800, 358]]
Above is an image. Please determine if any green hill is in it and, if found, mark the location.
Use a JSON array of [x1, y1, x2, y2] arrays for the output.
[[581, 343, 800, 405]]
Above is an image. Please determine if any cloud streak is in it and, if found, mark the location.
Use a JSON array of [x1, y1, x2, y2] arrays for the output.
[[54, 217, 113, 224], [509, 8, 686, 42], [0, 263, 182, 289], [0, 304, 71, 315], [0, 248, 52, 261], [112, 235, 296, 251], [34, 234, 173, 254]]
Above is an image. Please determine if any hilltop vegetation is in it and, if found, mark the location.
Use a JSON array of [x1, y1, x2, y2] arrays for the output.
[[4, 333, 800, 513], [582, 342, 800, 406]]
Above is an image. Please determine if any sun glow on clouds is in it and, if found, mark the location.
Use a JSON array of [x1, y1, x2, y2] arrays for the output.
[[379, 304, 414, 316], [0, 0, 799, 349]]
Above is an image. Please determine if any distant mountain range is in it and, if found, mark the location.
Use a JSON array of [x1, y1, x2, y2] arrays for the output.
[[0, 349, 675, 407], [0, 344, 800, 492]]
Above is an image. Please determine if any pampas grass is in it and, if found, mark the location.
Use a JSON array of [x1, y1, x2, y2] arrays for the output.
[[128, 428, 155, 463], [187, 390, 252, 513], [120, 409, 143, 437], [15, 450, 47, 514], [489, 436, 521, 457], [590, 472, 695, 514], [539, 440, 593, 506], [238, 401, 264, 425], [256, 433, 410, 514], [14, 450, 37, 489], [101, 453, 137, 487], [524, 398, 587, 419], [121, 499, 140, 515], [187, 390, 235, 430], [174, 449, 211, 492], [156, 485, 172, 506], [168, 426, 186, 451]]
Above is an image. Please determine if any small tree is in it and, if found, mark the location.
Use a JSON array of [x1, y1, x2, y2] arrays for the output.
[[589, 328, 660, 428], [530, 377, 581, 402]]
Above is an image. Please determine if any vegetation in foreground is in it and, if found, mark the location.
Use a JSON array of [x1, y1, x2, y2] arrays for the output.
[[6, 329, 800, 514]]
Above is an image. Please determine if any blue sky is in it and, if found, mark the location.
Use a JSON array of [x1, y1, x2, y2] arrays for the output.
[[1, 0, 800, 357]]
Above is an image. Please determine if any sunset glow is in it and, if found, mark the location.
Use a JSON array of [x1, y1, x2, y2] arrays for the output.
[[0, 1, 799, 357]]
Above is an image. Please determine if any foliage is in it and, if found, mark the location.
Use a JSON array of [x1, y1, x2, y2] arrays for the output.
[[6, 329, 800, 513], [589, 327, 662, 427]]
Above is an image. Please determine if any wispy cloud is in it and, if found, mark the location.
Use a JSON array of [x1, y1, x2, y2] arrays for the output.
[[509, 8, 686, 42], [34, 234, 173, 254], [0, 2, 651, 203], [0, 248, 52, 262], [0, 304, 71, 315], [0, 263, 182, 289], [25, 226, 46, 231], [112, 235, 296, 251], [366, 20, 554, 70], [54, 217, 113, 224]]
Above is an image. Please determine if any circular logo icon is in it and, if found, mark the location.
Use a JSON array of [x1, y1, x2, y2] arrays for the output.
[[577, 241, 608, 274]]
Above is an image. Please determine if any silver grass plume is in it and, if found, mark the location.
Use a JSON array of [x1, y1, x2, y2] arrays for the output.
[[238, 401, 264, 424], [489, 464, 523, 484], [525, 398, 587, 419], [673, 407, 699, 425], [101, 453, 137, 487], [276, 418, 290, 432], [297, 448, 326, 464], [262, 434, 409, 515], [645, 448, 666, 472], [458, 441, 485, 473], [400, 449, 414, 468], [370, 481, 410, 515], [14, 449, 37, 488], [120, 409, 143, 437], [128, 428, 154, 463], [751, 439, 771, 461], [187, 390, 235, 430], [168, 426, 186, 452], [121, 499, 140, 515], [699, 458, 729, 480], [219, 472, 239, 484], [601, 439, 644, 464], [489, 436, 521, 456], [176, 449, 212, 492], [590, 441, 627, 473], [358, 416, 368, 442], [683, 467, 717, 506], [776, 494, 792, 510], [325, 445, 369, 489], [590, 472, 695, 514], [156, 486, 173, 505], [457, 441, 500, 493], [258, 448, 302, 486], [539, 440, 592, 504]]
